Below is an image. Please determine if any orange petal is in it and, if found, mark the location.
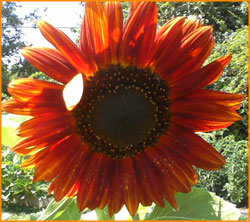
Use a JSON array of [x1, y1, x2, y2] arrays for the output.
[[130, 2, 142, 14], [150, 17, 202, 73], [22, 148, 48, 168], [17, 112, 75, 137], [79, 2, 110, 68], [7, 78, 63, 104], [145, 146, 196, 195], [134, 153, 165, 207], [182, 18, 203, 36], [150, 17, 186, 69], [119, 2, 157, 67], [3, 99, 64, 116], [22, 47, 78, 84], [52, 143, 90, 201], [33, 135, 81, 182], [172, 116, 234, 132], [77, 153, 104, 211], [184, 89, 246, 107], [153, 26, 214, 80], [87, 155, 112, 210], [121, 157, 139, 216], [108, 159, 124, 216], [169, 54, 232, 99], [160, 124, 226, 170], [38, 20, 97, 76], [104, 2, 123, 64], [171, 99, 243, 123]]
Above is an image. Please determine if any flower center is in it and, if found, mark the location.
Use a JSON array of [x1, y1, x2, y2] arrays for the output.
[[73, 65, 170, 159]]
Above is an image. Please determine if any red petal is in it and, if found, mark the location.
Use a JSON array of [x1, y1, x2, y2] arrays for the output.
[[172, 116, 234, 132], [7, 78, 64, 104], [159, 124, 226, 170], [171, 99, 243, 123], [38, 20, 97, 75], [104, 2, 123, 64], [52, 143, 90, 201], [79, 2, 110, 68], [32, 135, 82, 183], [121, 157, 139, 216], [22, 47, 77, 84], [119, 2, 157, 67], [169, 54, 232, 99], [77, 153, 104, 210], [3, 99, 64, 116], [17, 112, 75, 137], [108, 159, 124, 216], [130, 2, 142, 14], [184, 89, 246, 108], [153, 26, 214, 80], [134, 153, 165, 207]]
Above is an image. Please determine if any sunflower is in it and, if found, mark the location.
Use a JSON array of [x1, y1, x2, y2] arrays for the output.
[[3, 2, 245, 216]]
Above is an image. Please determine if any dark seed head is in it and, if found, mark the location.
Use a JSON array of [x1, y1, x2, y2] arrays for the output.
[[73, 64, 170, 159]]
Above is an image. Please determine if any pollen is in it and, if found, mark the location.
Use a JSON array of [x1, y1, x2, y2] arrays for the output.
[[73, 64, 171, 159]]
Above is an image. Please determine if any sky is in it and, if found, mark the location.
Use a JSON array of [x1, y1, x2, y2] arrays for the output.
[[15, 2, 85, 48]]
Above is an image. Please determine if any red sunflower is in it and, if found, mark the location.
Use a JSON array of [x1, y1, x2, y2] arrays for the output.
[[3, 2, 245, 216]]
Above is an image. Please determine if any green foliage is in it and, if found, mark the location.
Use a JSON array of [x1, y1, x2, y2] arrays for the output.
[[144, 188, 242, 220], [30, 71, 60, 83], [206, 26, 248, 94], [37, 188, 243, 221], [38, 198, 83, 220], [195, 26, 248, 207], [157, 2, 248, 43], [2, 114, 49, 212], [2, 145, 49, 211], [197, 132, 248, 207], [2, 2, 40, 95], [96, 205, 115, 220]]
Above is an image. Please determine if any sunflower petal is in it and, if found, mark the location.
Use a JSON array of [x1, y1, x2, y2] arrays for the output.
[[37, 20, 97, 75], [108, 160, 124, 216], [77, 153, 104, 210], [32, 135, 81, 182], [130, 2, 142, 14], [22, 47, 77, 83], [169, 54, 232, 98], [134, 153, 165, 207], [184, 89, 246, 107], [153, 25, 214, 80], [52, 143, 90, 201], [171, 99, 243, 123], [122, 157, 139, 216], [119, 2, 157, 67], [104, 2, 123, 64], [79, 2, 110, 68], [7, 78, 63, 104], [160, 124, 226, 170]]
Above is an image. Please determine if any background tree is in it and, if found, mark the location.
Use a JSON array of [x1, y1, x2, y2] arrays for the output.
[[1, 2, 40, 96]]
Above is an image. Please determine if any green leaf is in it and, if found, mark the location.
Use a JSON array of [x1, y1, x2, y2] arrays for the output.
[[2, 114, 31, 147], [38, 197, 82, 220], [239, 215, 248, 221], [95, 205, 115, 220], [2, 126, 19, 147], [144, 187, 242, 220]]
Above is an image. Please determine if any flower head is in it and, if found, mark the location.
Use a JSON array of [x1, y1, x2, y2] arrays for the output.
[[3, 2, 245, 216]]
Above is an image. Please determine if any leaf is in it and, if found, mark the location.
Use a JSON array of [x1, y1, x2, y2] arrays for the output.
[[239, 215, 248, 221], [95, 205, 115, 220], [2, 126, 19, 147], [2, 114, 30, 147], [38, 197, 82, 220], [144, 187, 242, 220]]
